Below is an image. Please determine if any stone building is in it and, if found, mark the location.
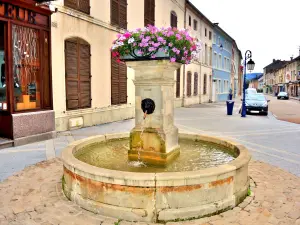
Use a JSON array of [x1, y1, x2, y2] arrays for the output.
[[50, 0, 185, 132]]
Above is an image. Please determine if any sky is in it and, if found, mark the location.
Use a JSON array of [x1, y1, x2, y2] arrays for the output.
[[190, 0, 300, 73]]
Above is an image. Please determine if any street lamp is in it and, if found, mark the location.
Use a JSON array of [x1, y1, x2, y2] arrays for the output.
[[241, 50, 255, 117]]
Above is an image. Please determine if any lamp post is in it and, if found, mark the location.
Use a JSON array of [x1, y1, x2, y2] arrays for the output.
[[241, 50, 255, 117]]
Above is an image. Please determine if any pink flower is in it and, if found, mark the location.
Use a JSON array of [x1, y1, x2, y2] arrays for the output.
[[153, 43, 160, 48], [176, 34, 182, 40], [170, 57, 176, 62], [172, 47, 178, 53], [168, 43, 173, 47], [124, 32, 132, 38], [151, 55, 156, 59], [137, 50, 143, 55], [176, 50, 180, 55], [133, 42, 137, 46], [148, 47, 156, 52], [117, 34, 121, 38], [157, 37, 164, 42]]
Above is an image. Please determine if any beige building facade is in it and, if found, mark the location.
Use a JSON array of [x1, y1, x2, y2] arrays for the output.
[[50, 0, 185, 132], [184, 1, 213, 105]]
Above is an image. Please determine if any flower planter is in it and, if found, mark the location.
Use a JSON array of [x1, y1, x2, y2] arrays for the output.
[[120, 48, 170, 61]]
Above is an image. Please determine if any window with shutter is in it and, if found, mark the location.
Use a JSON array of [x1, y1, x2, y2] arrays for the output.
[[64, 0, 90, 14], [144, 0, 155, 26], [170, 11, 177, 28], [194, 72, 198, 96], [187, 71, 192, 97], [203, 74, 207, 95], [65, 38, 91, 110], [176, 68, 180, 98], [111, 56, 127, 105], [111, 0, 128, 29]]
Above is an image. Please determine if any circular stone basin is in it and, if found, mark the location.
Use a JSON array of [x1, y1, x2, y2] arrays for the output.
[[62, 132, 251, 223]]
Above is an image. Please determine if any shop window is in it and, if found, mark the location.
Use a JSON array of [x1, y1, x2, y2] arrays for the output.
[[170, 11, 177, 28], [12, 25, 41, 111], [111, 0, 128, 29], [144, 0, 155, 26], [65, 38, 91, 110], [64, 0, 90, 14], [0, 23, 6, 111]]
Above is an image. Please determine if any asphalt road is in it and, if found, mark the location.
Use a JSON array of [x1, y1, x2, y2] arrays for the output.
[[0, 100, 300, 181], [267, 95, 300, 124]]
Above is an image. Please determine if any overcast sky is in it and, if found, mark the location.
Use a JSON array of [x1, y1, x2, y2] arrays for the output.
[[190, 0, 300, 72]]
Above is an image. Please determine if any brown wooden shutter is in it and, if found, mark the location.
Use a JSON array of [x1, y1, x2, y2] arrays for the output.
[[187, 71, 191, 97], [65, 40, 79, 110], [144, 0, 155, 26], [176, 68, 180, 98], [79, 0, 90, 14], [170, 11, 177, 28], [111, 56, 127, 105], [42, 31, 51, 109], [111, 0, 119, 26], [111, 0, 127, 29], [65, 0, 90, 14], [203, 74, 207, 95], [64, 0, 77, 9], [79, 43, 91, 108], [65, 38, 91, 110], [119, 0, 127, 29], [194, 72, 198, 96]]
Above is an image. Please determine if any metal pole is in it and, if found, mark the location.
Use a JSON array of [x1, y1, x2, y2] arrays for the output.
[[241, 50, 252, 117]]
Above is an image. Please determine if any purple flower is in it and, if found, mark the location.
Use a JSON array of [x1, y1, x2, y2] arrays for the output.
[[153, 43, 161, 48], [176, 34, 182, 40], [151, 55, 156, 59], [172, 47, 178, 53], [157, 37, 164, 42], [170, 57, 176, 62], [148, 47, 156, 52]]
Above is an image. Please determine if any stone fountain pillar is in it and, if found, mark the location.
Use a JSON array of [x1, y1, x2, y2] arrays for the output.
[[126, 60, 181, 166]]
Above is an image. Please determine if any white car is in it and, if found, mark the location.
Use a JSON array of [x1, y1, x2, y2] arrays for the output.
[[246, 88, 257, 95]]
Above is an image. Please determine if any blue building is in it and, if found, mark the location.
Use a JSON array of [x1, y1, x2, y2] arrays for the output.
[[212, 24, 233, 102]]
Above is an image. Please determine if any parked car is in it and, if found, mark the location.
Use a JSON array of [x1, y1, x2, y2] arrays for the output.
[[240, 94, 270, 115], [246, 88, 257, 95], [277, 92, 289, 100]]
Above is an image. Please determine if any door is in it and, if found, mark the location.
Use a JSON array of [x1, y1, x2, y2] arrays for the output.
[[212, 81, 216, 102]]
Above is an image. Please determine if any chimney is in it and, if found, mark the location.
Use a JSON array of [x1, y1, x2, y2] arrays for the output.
[[290, 56, 293, 61], [273, 59, 276, 63]]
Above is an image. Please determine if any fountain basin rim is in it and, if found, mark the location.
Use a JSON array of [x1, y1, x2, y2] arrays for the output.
[[61, 132, 251, 187]]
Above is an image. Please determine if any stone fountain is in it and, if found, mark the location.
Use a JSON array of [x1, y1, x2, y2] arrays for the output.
[[62, 60, 251, 223], [128, 60, 181, 166]]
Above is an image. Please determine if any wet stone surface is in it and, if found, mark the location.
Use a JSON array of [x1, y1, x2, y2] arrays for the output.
[[0, 159, 300, 225]]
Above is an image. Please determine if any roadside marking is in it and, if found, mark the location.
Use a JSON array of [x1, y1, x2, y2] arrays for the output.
[[248, 147, 300, 165], [229, 129, 300, 137]]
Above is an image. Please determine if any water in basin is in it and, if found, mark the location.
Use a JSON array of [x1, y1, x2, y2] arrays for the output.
[[74, 138, 236, 173]]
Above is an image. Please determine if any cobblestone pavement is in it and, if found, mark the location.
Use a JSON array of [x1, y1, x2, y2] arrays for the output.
[[0, 158, 300, 225], [1, 101, 300, 181]]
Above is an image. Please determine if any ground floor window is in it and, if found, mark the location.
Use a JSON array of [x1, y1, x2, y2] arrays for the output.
[[65, 38, 91, 110], [187, 71, 192, 97], [194, 72, 198, 96], [203, 74, 207, 94], [12, 25, 41, 111], [0, 22, 6, 110], [176, 68, 180, 98]]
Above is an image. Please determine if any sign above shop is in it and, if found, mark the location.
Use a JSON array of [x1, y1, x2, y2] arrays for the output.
[[0, 1, 49, 27]]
